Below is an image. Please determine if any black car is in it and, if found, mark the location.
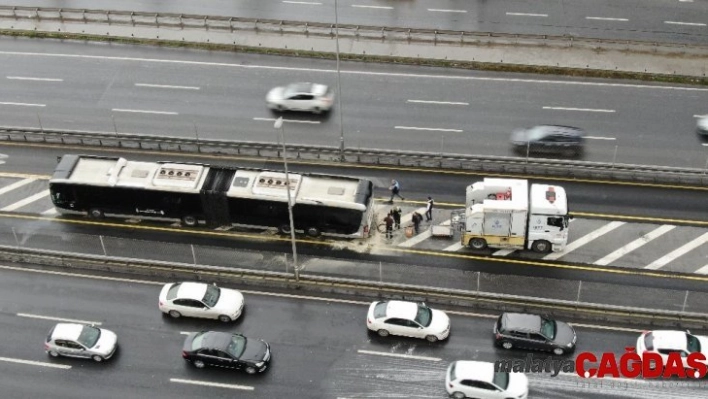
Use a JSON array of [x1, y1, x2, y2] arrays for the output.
[[493, 313, 577, 355], [182, 331, 271, 374], [510, 125, 586, 158]]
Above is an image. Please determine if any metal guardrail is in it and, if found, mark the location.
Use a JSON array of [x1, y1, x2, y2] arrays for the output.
[[2, 127, 707, 186], [2, 245, 706, 328], [0, 6, 706, 55]]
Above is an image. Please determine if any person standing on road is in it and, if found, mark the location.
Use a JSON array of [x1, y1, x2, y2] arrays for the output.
[[392, 206, 402, 230], [388, 179, 404, 203], [425, 196, 434, 222], [384, 212, 394, 239], [412, 211, 422, 235]]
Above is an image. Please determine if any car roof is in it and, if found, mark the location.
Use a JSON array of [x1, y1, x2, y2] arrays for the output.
[[649, 330, 689, 351], [453, 361, 495, 382], [501, 313, 542, 333], [176, 282, 208, 300], [382, 300, 419, 320], [284, 82, 328, 96], [51, 323, 85, 341], [198, 331, 234, 351], [531, 125, 585, 137]]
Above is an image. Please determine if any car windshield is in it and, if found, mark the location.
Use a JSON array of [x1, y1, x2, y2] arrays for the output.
[[687, 333, 701, 353], [414, 305, 433, 327], [191, 332, 207, 350], [227, 335, 247, 358], [492, 371, 510, 390], [284, 83, 311, 97], [540, 318, 557, 339], [77, 325, 101, 348], [374, 302, 387, 318], [526, 126, 549, 141], [167, 283, 181, 300], [202, 285, 220, 307]]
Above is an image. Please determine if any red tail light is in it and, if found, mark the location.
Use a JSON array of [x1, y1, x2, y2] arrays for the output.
[[367, 318, 372, 324], [159, 301, 164, 307], [43, 343, 50, 350], [495, 333, 501, 339], [182, 351, 188, 358]]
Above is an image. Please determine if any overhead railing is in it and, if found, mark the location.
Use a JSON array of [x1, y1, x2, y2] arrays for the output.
[[1, 127, 707, 185]]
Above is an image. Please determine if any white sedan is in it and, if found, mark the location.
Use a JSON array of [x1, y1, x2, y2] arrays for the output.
[[636, 330, 708, 370], [158, 282, 245, 322], [446, 361, 528, 399], [366, 300, 450, 342], [44, 323, 118, 362], [266, 82, 334, 113]]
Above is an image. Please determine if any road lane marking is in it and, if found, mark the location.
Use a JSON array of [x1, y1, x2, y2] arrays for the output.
[[17, 312, 102, 325], [170, 378, 254, 391], [41, 208, 57, 215], [543, 106, 615, 113], [0, 264, 165, 285], [695, 264, 708, 274], [135, 83, 200, 90], [585, 17, 629, 22], [407, 100, 469, 106], [398, 229, 432, 248], [585, 136, 617, 140], [544, 221, 626, 260], [594, 225, 676, 266], [703, 143, 708, 147], [357, 349, 441, 362], [395, 126, 463, 133], [0, 102, 45, 107], [112, 108, 178, 115], [0, 178, 36, 197], [428, 9, 467, 13], [352, 5, 393, 9], [645, 232, 708, 270], [253, 117, 321, 124], [492, 248, 516, 256], [2, 189, 50, 211], [7, 76, 63, 82], [0, 356, 71, 369], [694, 114, 708, 118], [506, 12, 548, 17], [443, 242, 463, 251], [180, 331, 192, 335], [664, 21, 706, 26]]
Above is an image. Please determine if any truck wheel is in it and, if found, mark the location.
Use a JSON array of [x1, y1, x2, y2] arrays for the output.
[[469, 238, 487, 250], [306, 227, 321, 237], [89, 208, 104, 219], [181, 215, 198, 227], [532, 240, 551, 253], [278, 224, 292, 234]]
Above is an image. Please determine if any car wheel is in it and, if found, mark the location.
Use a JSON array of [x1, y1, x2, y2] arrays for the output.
[[48, 350, 59, 358], [425, 335, 439, 343], [306, 227, 321, 237], [181, 215, 198, 227], [193, 360, 205, 369], [92, 355, 104, 362], [278, 224, 292, 234], [487, 194, 497, 199], [469, 238, 487, 250], [553, 347, 564, 355], [169, 310, 181, 319], [502, 341, 513, 350], [245, 366, 258, 374], [532, 240, 551, 253], [377, 329, 390, 337], [452, 392, 466, 399], [218, 315, 232, 323], [89, 208, 104, 219]]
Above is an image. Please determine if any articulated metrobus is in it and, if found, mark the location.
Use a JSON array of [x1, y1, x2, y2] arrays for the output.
[[49, 155, 375, 238]]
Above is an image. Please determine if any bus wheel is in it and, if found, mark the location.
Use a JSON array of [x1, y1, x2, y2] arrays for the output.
[[89, 208, 104, 219], [532, 240, 551, 253], [469, 238, 487, 250], [278, 224, 292, 234], [181, 216, 198, 227], [306, 227, 321, 237]]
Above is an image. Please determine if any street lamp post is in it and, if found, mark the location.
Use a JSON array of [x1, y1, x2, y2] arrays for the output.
[[274, 117, 299, 282], [334, 0, 345, 161]]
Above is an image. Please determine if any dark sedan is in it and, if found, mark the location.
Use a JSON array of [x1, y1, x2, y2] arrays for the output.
[[182, 331, 271, 374], [493, 313, 577, 355], [510, 125, 585, 158]]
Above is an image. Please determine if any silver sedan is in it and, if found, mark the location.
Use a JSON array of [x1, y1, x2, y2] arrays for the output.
[[266, 82, 334, 113]]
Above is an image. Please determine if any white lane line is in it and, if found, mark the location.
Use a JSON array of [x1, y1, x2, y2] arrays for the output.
[[694, 114, 708, 118], [170, 378, 254, 391], [7, 76, 63, 82], [3, 51, 708, 92], [253, 117, 320, 124], [180, 331, 192, 335], [542, 106, 615, 113], [544, 221, 626, 260], [0, 356, 71, 369], [506, 12, 548, 17], [398, 229, 432, 248], [352, 5, 393, 9], [0, 264, 164, 286], [428, 9, 467, 13], [0, 178, 36, 197], [444, 242, 464, 251], [665, 21, 706, 26], [585, 17, 629, 22], [407, 100, 469, 106], [0, 102, 45, 107], [585, 136, 617, 140], [1, 189, 50, 211], [703, 143, 708, 147], [112, 108, 178, 115], [645, 232, 708, 270], [594, 225, 676, 266], [569, 323, 644, 333], [135, 83, 200, 90], [492, 248, 516, 256], [17, 312, 102, 325], [679, 0, 694, 2], [395, 126, 463, 133], [695, 264, 708, 274], [357, 349, 441, 362], [41, 208, 57, 215]]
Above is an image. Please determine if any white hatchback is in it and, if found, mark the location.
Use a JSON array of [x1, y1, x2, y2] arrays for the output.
[[636, 330, 708, 370], [158, 282, 245, 322], [446, 361, 528, 399], [266, 82, 334, 113], [44, 323, 118, 362], [366, 300, 450, 342]]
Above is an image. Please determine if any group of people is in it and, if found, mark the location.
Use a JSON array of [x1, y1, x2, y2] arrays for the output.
[[382, 179, 434, 239]]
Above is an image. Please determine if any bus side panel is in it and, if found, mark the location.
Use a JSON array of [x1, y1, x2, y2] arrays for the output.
[[227, 197, 289, 228]]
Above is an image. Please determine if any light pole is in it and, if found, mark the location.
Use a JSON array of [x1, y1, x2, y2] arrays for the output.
[[334, 0, 345, 161], [274, 117, 299, 282]]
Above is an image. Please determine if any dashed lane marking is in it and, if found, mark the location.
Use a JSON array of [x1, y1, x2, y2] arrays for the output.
[[0, 356, 71, 369], [357, 349, 442, 362], [543, 106, 615, 113], [506, 12, 548, 17], [17, 312, 102, 325], [135, 83, 200, 90], [7, 76, 63, 82], [111, 108, 178, 115], [169, 378, 254, 391], [585, 17, 629, 22]]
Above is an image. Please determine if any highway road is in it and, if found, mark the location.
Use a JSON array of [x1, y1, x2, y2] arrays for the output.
[[3, 0, 708, 45], [0, 266, 706, 399], [0, 38, 707, 168]]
